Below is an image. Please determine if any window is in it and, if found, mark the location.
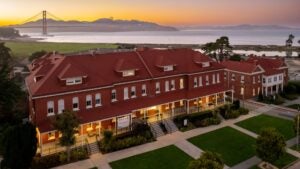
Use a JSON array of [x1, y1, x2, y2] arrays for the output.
[[142, 84, 147, 96], [86, 95, 92, 108], [224, 72, 227, 79], [165, 81, 170, 92], [279, 75, 282, 81], [163, 65, 173, 72], [217, 73, 220, 83], [231, 73, 235, 81], [122, 70, 135, 77], [253, 88, 255, 96], [263, 78, 266, 83], [48, 132, 55, 141], [180, 78, 184, 89], [253, 76, 256, 84], [66, 77, 82, 85], [180, 100, 184, 106], [193, 77, 198, 87], [199, 76, 203, 87], [47, 101, 54, 116], [212, 74, 216, 84], [268, 78, 271, 83], [124, 87, 129, 100], [258, 87, 260, 94], [72, 97, 79, 111], [58, 99, 64, 114], [111, 89, 117, 102], [156, 82, 160, 93], [274, 76, 277, 82], [202, 62, 210, 67], [241, 87, 244, 95], [131, 86, 136, 98], [241, 75, 244, 83], [171, 80, 175, 90], [206, 75, 209, 85], [95, 93, 102, 106]]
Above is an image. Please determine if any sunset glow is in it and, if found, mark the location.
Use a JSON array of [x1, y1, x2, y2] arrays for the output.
[[0, 0, 300, 26]]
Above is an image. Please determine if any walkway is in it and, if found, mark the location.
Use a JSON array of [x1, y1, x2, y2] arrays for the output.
[[53, 101, 298, 169]]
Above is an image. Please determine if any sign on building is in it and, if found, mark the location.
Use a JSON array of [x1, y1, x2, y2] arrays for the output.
[[117, 115, 130, 129]]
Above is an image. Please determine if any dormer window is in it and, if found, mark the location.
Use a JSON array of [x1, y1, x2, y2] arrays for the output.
[[202, 62, 210, 67], [122, 70, 135, 77], [66, 77, 82, 85], [34, 76, 43, 82], [163, 65, 174, 72]]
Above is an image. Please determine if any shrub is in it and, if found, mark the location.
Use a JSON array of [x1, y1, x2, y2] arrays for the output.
[[239, 107, 249, 115], [59, 153, 67, 163], [232, 100, 240, 109], [225, 110, 240, 119]]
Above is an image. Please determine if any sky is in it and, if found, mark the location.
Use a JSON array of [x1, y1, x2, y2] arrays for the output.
[[0, 0, 300, 27]]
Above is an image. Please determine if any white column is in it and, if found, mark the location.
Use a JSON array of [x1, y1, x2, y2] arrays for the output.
[[281, 83, 284, 92], [265, 87, 268, 96], [98, 121, 101, 136], [144, 109, 146, 120], [276, 84, 279, 93], [231, 91, 233, 103], [171, 102, 175, 117], [186, 100, 190, 114], [215, 93, 218, 106], [223, 92, 226, 104]]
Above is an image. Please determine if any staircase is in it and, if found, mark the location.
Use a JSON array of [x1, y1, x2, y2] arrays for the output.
[[88, 141, 100, 154], [163, 118, 178, 133], [150, 122, 165, 138]]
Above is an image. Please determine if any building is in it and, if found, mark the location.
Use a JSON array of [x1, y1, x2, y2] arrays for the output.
[[26, 48, 233, 155], [221, 60, 264, 99], [221, 56, 288, 99], [246, 56, 288, 96]]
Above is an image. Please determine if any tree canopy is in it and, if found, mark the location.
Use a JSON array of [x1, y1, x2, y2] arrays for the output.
[[187, 151, 224, 169], [0, 28, 20, 39], [201, 36, 232, 62], [0, 122, 37, 169], [256, 128, 286, 165], [29, 50, 47, 62], [53, 110, 80, 161]]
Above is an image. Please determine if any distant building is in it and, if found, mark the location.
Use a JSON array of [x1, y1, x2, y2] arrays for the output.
[[26, 48, 233, 155], [221, 56, 288, 99]]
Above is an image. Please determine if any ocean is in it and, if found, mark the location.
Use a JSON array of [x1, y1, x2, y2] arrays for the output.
[[20, 29, 300, 46]]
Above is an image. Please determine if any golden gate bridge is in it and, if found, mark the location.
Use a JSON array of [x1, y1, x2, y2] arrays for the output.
[[8, 10, 88, 35]]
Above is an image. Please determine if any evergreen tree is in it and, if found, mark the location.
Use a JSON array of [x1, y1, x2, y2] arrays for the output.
[[187, 151, 224, 169]]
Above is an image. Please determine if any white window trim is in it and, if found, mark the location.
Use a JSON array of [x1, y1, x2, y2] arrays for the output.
[[194, 77, 198, 88], [58, 99, 64, 114], [180, 78, 184, 89], [142, 84, 147, 96], [47, 101, 55, 116], [111, 89, 117, 102], [156, 82, 160, 94], [66, 77, 82, 86], [131, 86, 136, 98], [95, 93, 102, 107], [171, 80, 175, 90], [72, 97, 79, 111], [165, 81, 170, 92], [86, 95, 92, 109], [124, 87, 129, 100]]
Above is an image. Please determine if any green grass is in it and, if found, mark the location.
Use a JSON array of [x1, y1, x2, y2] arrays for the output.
[[287, 104, 300, 110], [4, 41, 118, 59], [236, 114, 295, 140], [188, 127, 256, 166], [109, 145, 193, 169], [249, 153, 298, 169]]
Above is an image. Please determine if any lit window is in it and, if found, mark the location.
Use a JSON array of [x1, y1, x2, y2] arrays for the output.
[[206, 75, 209, 85], [86, 95, 92, 109], [180, 78, 184, 89], [95, 93, 102, 107], [165, 81, 170, 92], [72, 97, 79, 111], [124, 87, 129, 100], [241, 87, 244, 95], [48, 132, 55, 141], [131, 86, 136, 98], [66, 77, 82, 85], [199, 76, 203, 87], [58, 99, 64, 114], [47, 101, 54, 116], [122, 70, 135, 77], [194, 77, 198, 87], [180, 100, 184, 106], [142, 84, 147, 96], [171, 80, 175, 90], [156, 82, 160, 94], [111, 89, 117, 102]]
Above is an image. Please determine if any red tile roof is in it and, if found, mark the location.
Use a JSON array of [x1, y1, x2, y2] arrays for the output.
[[221, 60, 263, 73], [26, 48, 225, 97], [246, 56, 287, 76]]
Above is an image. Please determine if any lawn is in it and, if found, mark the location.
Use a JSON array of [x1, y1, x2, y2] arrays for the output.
[[286, 104, 300, 110], [109, 145, 193, 169], [4, 41, 118, 59], [188, 127, 256, 166], [236, 114, 295, 140], [249, 153, 298, 169]]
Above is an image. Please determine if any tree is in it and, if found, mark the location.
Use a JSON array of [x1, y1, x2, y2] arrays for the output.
[[229, 54, 242, 61], [29, 50, 47, 62], [294, 113, 300, 149], [201, 36, 232, 62], [256, 128, 286, 168], [53, 111, 79, 162], [0, 42, 12, 66], [1, 122, 37, 169], [187, 151, 224, 169], [286, 34, 295, 47], [0, 28, 20, 38]]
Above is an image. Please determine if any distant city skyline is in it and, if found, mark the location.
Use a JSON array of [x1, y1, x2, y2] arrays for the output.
[[0, 0, 300, 27]]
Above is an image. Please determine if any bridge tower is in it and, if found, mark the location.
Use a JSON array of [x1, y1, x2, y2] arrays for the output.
[[42, 10, 47, 35]]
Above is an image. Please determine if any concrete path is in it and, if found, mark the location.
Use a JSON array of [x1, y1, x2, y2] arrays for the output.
[[282, 97, 300, 106], [52, 159, 95, 169], [229, 124, 258, 138], [230, 156, 261, 169], [174, 139, 203, 159]]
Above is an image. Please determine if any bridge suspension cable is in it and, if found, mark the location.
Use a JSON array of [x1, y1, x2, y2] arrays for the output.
[[20, 11, 43, 25]]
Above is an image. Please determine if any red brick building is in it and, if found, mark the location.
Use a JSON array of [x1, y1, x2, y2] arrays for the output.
[[221, 61, 264, 99], [221, 56, 288, 99], [26, 48, 232, 155]]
